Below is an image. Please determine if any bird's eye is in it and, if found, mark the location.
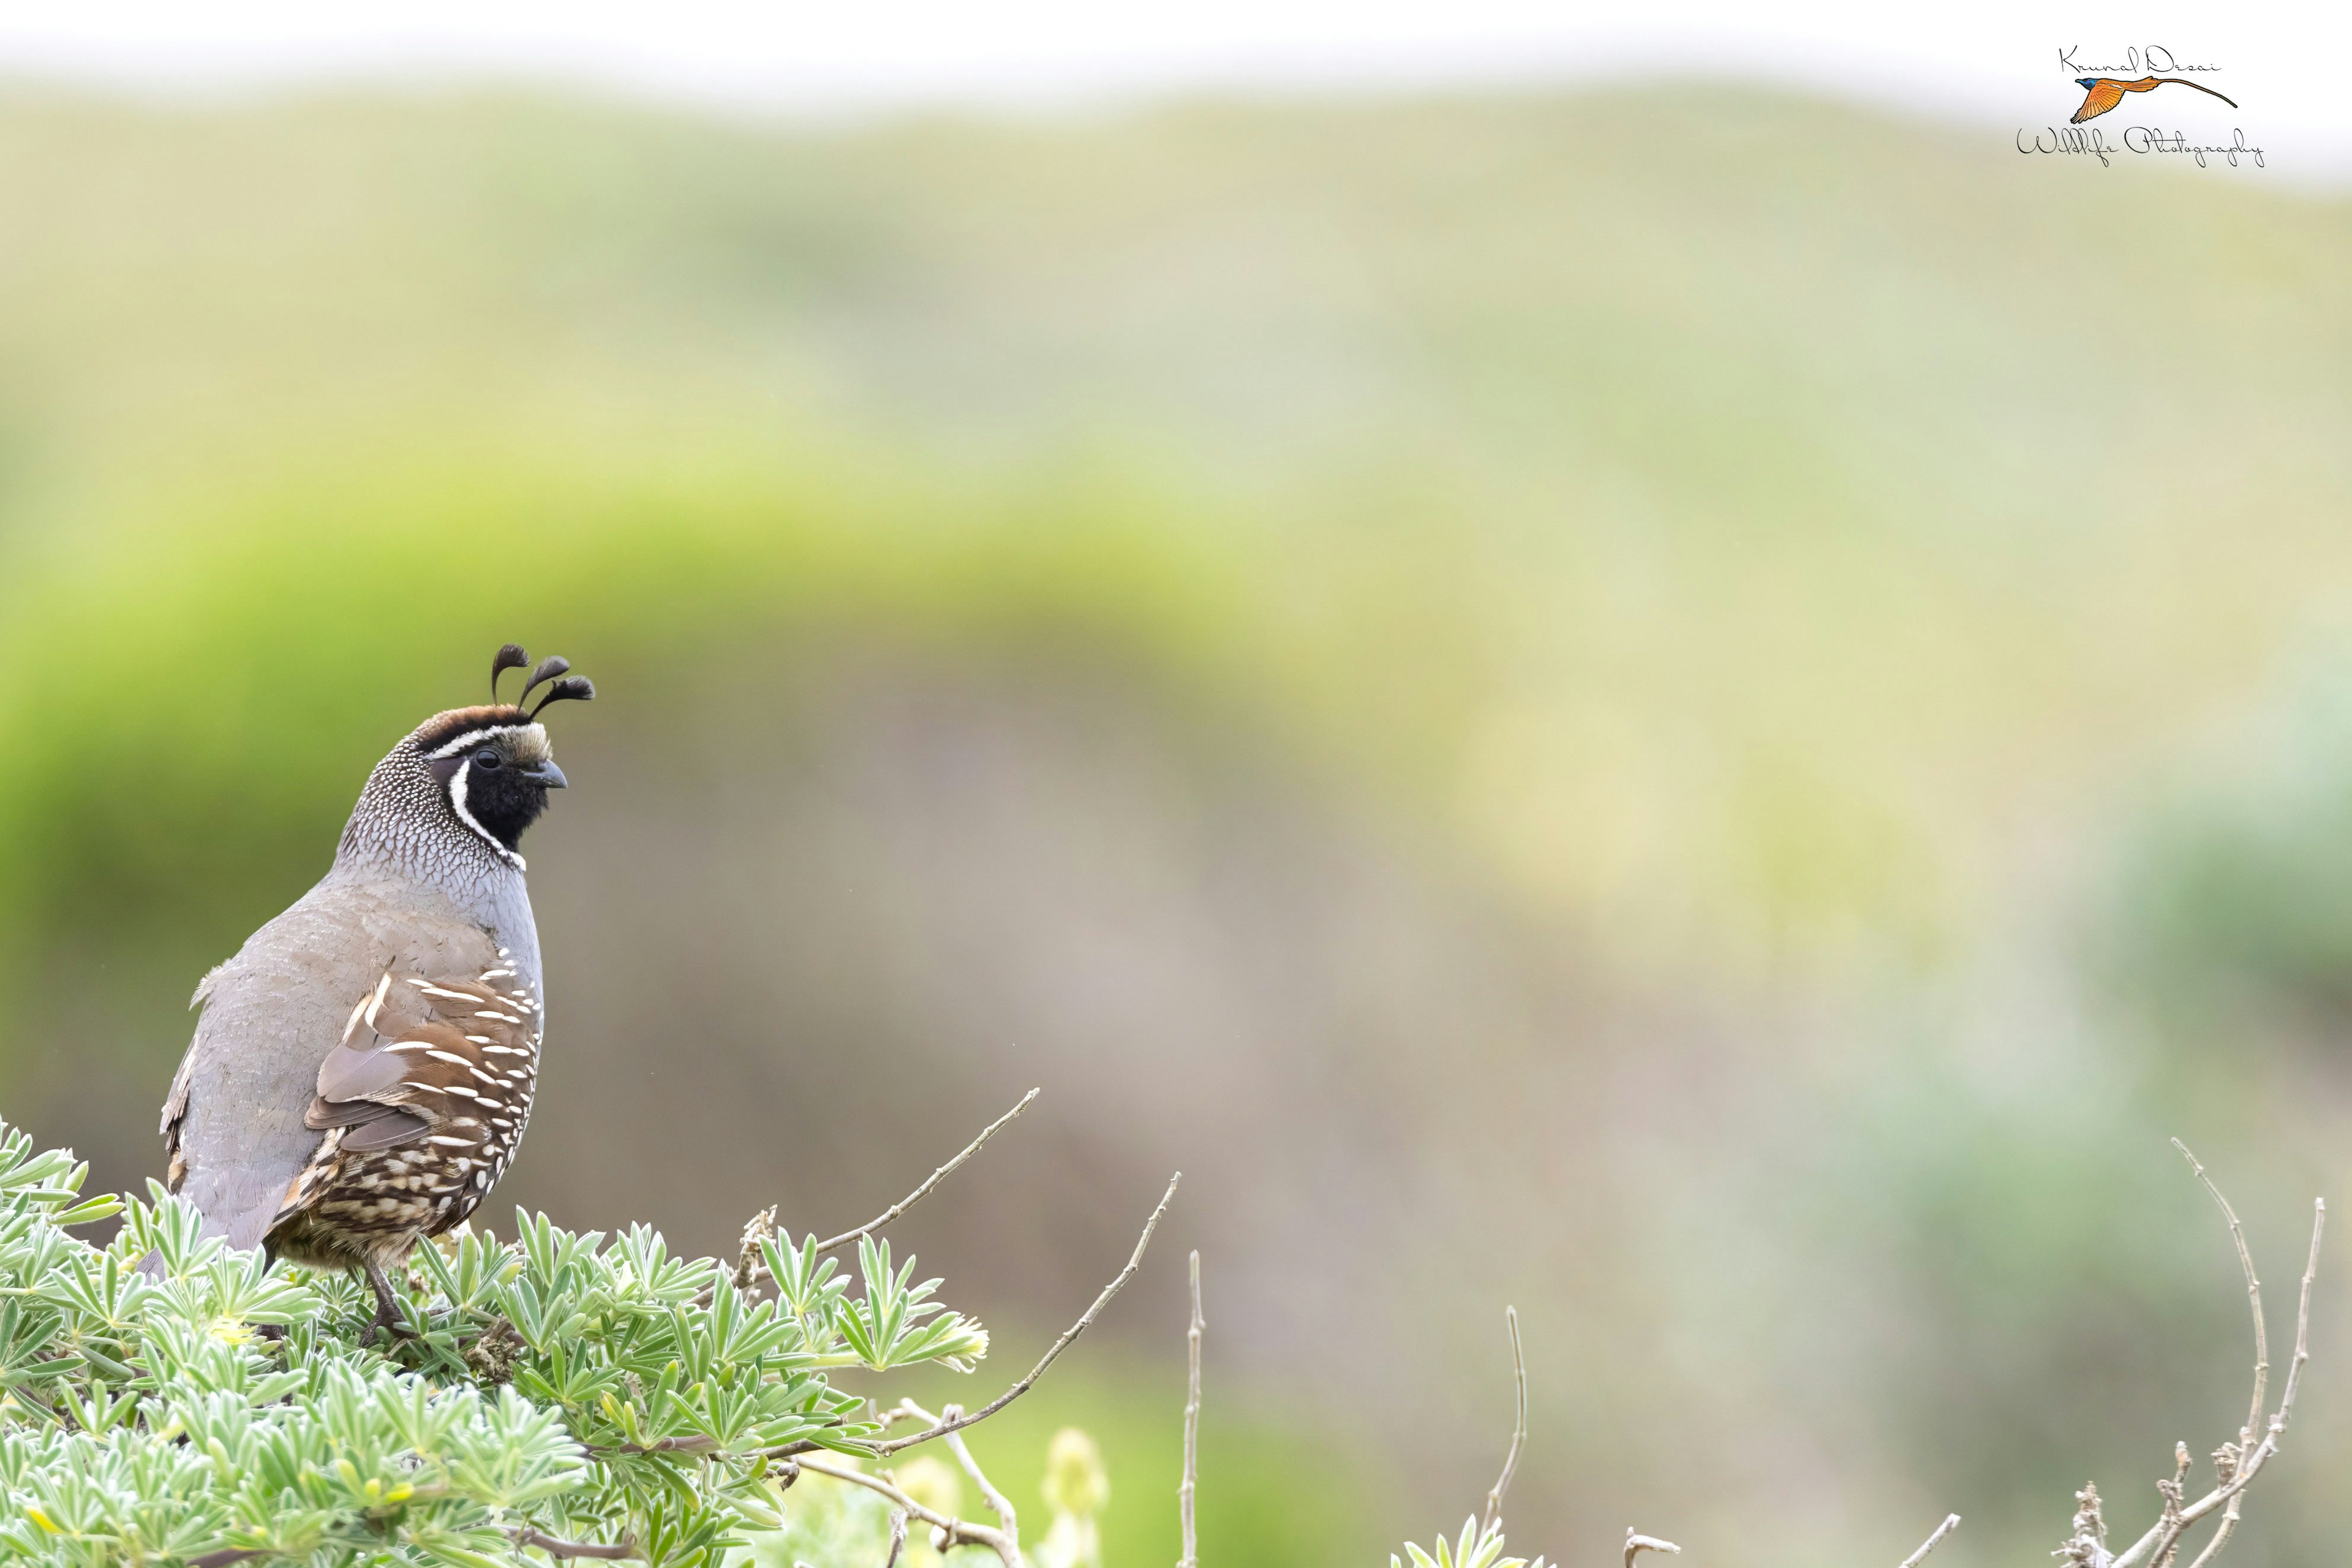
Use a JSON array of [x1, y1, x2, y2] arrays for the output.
[[472, 748, 502, 771]]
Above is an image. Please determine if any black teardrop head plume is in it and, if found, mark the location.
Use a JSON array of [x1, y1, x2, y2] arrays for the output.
[[519, 655, 572, 704], [491, 644, 530, 703], [527, 674, 595, 719]]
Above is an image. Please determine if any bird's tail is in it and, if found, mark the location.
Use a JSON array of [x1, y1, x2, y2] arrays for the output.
[[2155, 77, 2238, 110]]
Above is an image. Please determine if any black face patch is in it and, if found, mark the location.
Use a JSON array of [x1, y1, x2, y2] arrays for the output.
[[454, 755, 552, 853], [428, 728, 560, 858]]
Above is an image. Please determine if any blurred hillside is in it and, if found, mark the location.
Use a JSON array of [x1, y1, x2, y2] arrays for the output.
[[1, 81, 2350, 1567]]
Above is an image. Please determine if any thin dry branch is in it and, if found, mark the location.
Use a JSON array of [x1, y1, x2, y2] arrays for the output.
[[2278, 1199, 2326, 1440], [2182, 1490, 2241, 1568], [883, 1510, 908, 1568], [2105, 1173, 2324, 1568], [2173, 1140, 2267, 1446], [872, 1401, 925, 1432], [1178, 1250, 1203, 1568], [2057, 1483, 2109, 1568], [946, 1416, 1024, 1565], [761, 1172, 1180, 1463], [788, 1454, 1021, 1568], [861, 1170, 1181, 1457], [1898, 1514, 1961, 1568], [736, 1206, 778, 1295], [1626, 1530, 1681, 1568], [816, 1090, 1041, 1255], [1482, 1305, 1527, 1534], [897, 1398, 1027, 1566], [725, 1090, 1041, 1303]]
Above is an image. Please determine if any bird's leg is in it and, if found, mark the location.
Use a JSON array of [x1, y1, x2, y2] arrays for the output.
[[364, 1259, 419, 1344]]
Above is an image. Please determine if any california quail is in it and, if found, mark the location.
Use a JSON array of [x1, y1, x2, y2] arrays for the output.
[[159, 644, 592, 1335]]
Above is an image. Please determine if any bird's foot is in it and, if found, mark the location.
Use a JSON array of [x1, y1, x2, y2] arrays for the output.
[[363, 1261, 422, 1346]]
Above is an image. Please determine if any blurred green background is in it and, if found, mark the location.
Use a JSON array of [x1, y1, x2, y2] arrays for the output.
[[2, 80, 2350, 1566]]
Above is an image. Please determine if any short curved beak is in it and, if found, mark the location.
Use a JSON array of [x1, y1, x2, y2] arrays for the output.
[[522, 760, 568, 789]]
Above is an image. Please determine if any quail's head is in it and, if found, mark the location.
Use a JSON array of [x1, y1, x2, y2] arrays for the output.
[[409, 644, 594, 859]]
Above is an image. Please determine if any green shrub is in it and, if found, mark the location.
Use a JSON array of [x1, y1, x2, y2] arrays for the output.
[[0, 1104, 1556, 1568], [0, 1114, 1005, 1566], [0, 1106, 2313, 1568]]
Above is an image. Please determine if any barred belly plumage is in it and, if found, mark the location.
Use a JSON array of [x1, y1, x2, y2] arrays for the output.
[[266, 964, 541, 1273]]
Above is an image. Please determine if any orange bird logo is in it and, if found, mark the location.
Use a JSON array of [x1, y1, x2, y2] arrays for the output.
[[2071, 75, 2237, 123]]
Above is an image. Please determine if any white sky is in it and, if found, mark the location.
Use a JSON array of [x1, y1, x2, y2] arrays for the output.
[[2, 1, 2347, 175]]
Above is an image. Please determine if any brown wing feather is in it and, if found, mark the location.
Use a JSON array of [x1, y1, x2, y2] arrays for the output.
[[267, 962, 543, 1265], [303, 973, 538, 1144], [338, 1111, 434, 1151]]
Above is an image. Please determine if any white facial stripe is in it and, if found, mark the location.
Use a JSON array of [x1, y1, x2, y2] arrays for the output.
[[447, 759, 527, 871], [426, 723, 539, 761]]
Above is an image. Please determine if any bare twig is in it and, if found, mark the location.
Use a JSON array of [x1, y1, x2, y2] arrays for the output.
[[762, 1174, 1179, 1463], [1626, 1530, 1681, 1568], [2106, 1180, 2324, 1568], [883, 1509, 908, 1568], [791, 1453, 1022, 1568], [511, 1525, 641, 1560], [1482, 1306, 1527, 1534], [2059, 1479, 2114, 1568], [1898, 1513, 1961, 1568], [2182, 1485, 2242, 1568], [947, 1414, 1025, 1565], [897, 1399, 1027, 1566], [815, 1090, 1041, 1255], [722, 1090, 1042, 1303], [736, 1205, 778, 1295], [785, 1171, 1177, 1462], [2154, 1447, 2188, 1568], [2277, 1199, 2325, 1441], [1179, 1250, 1204, 1568], [2173, 1141, 2267, 1446]]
